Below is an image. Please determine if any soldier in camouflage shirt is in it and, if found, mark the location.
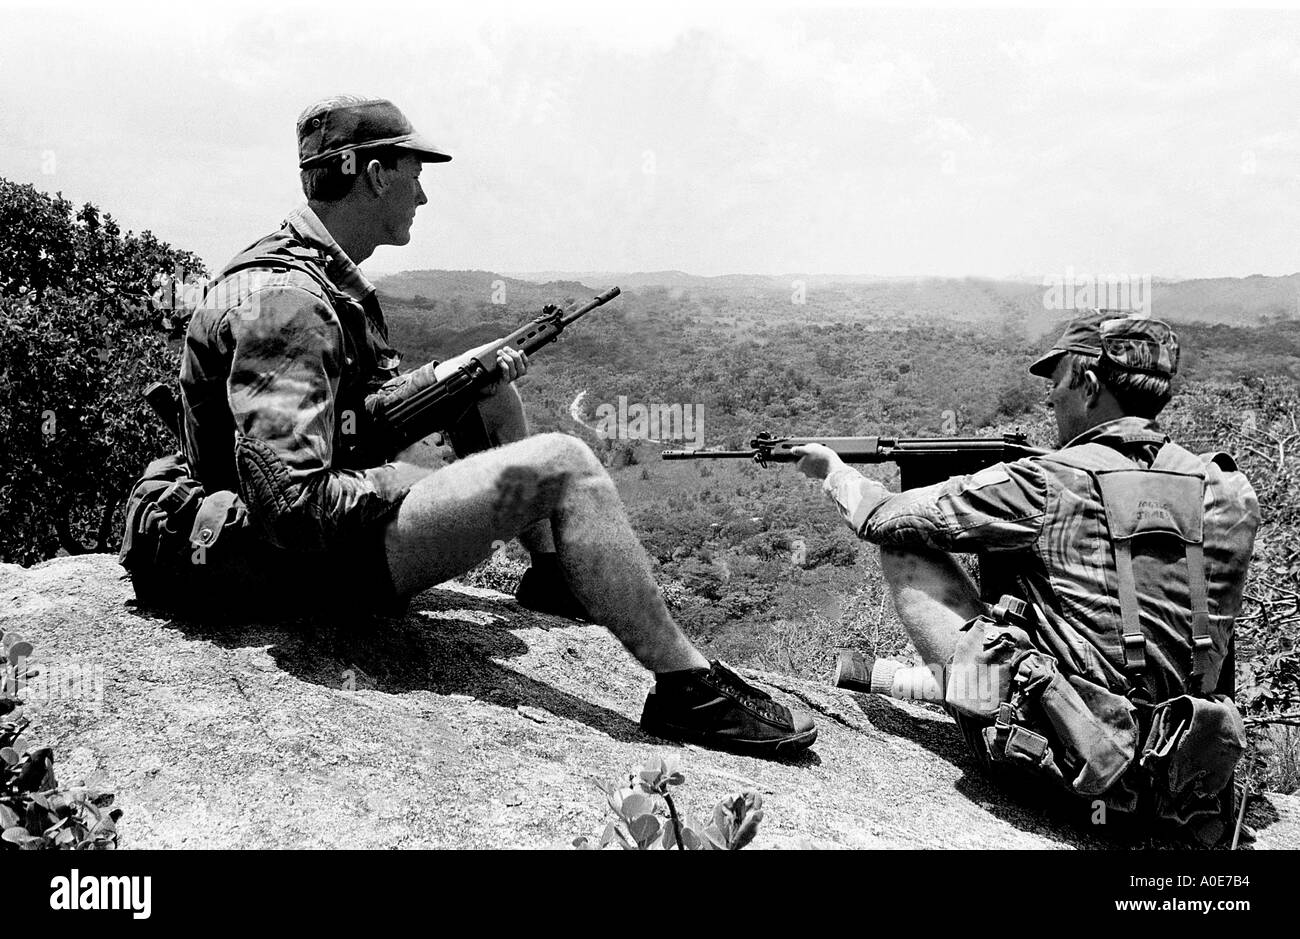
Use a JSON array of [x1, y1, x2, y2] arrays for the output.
[[795, 312, 1259, 834], [170, 95, 817, 758]]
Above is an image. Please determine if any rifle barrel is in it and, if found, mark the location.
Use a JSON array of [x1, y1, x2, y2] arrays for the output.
[[661, 449, 756, 459], [561, 286, 621, 327]]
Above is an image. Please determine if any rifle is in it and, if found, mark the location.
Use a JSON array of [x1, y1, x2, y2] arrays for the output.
[[379, 286, 621, 456], [662, 431, 1047, 490], [143, 381, 182, 443]]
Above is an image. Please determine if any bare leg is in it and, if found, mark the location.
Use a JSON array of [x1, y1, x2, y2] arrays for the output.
[[879, 546, 984, 667], [839, 546, 986, 701], [472, 385, 556, 556], [383, 432, 707, 674]]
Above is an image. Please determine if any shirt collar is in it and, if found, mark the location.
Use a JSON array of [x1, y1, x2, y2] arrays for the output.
[[285, 203, 375, 304], [1063, 415, 1168, 451]]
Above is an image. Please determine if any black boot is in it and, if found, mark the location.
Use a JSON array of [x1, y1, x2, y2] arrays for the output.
[[515, 555, 591, 621], [641, 661, 817, 757]]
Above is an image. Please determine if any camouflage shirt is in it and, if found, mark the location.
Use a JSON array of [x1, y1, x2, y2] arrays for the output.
[[824, 416, 1260, 703], [179, 205, 439, 553]]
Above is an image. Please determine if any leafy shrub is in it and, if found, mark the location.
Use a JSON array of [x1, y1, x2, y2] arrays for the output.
[[0, 178, 205, 564], [0, 627, 121, 850], [573, 755, 763, 850]]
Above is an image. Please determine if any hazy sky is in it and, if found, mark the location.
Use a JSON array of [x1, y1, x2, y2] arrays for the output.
[[1, 1, 1297, 278]]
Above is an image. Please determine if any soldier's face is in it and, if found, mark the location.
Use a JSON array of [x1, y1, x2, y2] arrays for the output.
[[377, 155, 428, 246], [1045, 357, 1090, 446]]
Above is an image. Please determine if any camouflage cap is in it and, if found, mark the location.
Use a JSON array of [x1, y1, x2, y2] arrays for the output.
[[297, 96, 451, 168], [1029, 310, 1179, 379]]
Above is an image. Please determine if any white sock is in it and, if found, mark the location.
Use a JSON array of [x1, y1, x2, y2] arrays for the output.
[[871, 660, 944, 701]]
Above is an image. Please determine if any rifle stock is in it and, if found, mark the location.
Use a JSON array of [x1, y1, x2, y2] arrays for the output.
[[143, 381, 182, 443]]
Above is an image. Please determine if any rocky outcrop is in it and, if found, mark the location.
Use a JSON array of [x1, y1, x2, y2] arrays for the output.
[[2, 554, 1296, 849]]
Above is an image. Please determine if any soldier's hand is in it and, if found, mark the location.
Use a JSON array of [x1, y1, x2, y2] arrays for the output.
[[791, 443, 843, 481], [495, 345, 528, 383], [474, 346, 528, 399]]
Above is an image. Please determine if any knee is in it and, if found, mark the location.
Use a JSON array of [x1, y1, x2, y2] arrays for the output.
[[535, 432, 605, 477], [492, 434, 609, 526]]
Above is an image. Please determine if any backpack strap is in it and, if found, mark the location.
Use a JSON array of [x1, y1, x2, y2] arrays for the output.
[[1040, 441, 1161, 676], [1094, 443, 1210, 689], [1038, 441, 1129, 474], [1154, 443, 1217, 693], [215, 246, 340, 304], [1110, 537, 1147, 674], [1111, 536, 1213, 690], [1185, 540, 1214, 694]]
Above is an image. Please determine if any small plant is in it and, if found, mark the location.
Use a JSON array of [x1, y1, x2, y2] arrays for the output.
[[0, 628, 121, 850], [573, 755, 763, 850]]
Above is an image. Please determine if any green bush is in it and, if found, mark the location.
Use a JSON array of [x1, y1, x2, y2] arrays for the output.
[[0, 178, 204, 564], [0, 627, 121, 850]]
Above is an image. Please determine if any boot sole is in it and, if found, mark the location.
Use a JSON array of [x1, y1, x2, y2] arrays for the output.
[[640, 719, 818, 757]]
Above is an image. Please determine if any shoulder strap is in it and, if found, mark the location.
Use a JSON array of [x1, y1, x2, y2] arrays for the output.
[[1093, 442, 1214, 692], [1150, 443, 1215, 691], [209, 223, 343, 306], [1203, 451, 1239, 473], [1150, 440, 1206, 474], [218, 249, 340, 303], [1038, 441, 1129, 473]]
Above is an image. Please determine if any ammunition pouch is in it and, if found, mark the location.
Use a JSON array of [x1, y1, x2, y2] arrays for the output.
[[1140, 693, 1246, 831], [119, 452, 248, 598], [946, 610, 1138, 796]]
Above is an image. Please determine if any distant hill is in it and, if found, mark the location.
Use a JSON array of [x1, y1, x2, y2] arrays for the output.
[[374, 269, 607, 305], [1155, 274, 1299, 325], [375, 270, 1300, 329], [505, 270, 763, 289], [505, 271, 949, 290]]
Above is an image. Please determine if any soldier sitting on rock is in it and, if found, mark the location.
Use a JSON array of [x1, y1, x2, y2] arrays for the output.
[[120, 95, 816, 759], [795, 313, 1259, 842]]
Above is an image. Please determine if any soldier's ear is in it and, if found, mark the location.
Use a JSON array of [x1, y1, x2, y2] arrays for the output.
[[1080, 368, 1104, 405], [362, 158, 389, 197]]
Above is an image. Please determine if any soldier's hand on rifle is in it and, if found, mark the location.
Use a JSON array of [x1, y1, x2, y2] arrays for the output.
[[474, 345, 527, 399], [434, 342, 528, 395], [791, 443, 844, 481], [495, 345, 528, 383]]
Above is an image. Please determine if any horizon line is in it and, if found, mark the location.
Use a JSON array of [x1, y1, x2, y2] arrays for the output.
[[365, 268, 1300, 284]]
